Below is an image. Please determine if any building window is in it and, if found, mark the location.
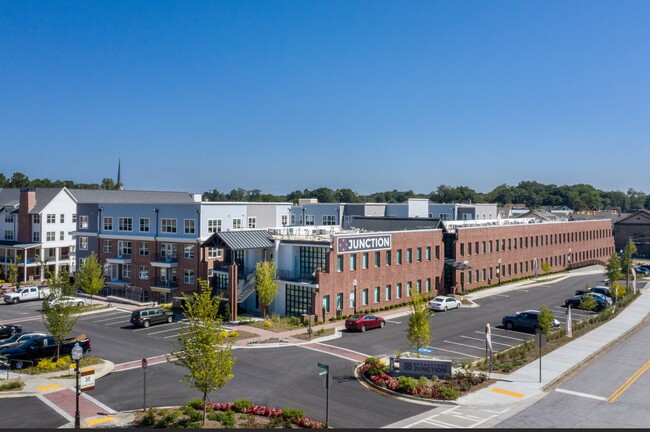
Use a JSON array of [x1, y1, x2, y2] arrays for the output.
[[374, 251, 380, 267], [304, 215, 315, 225], [4, 230, 14, 240], [397, 249, 402, 265], [184, 269, 195, 284], [80, 215, 89, 229], [47, 214, 55, 224], [482, 241, 486, 254], [337, 256, 343, 272], [208, 219, 222, 233], [207, 247, 221, 259], [281, 214, 288, 226], [118, 240, 132, 256], [161, 218, 177, 233], [5, 213, 13, 223], [322, 215, 336, 225], [122, 264, 132, 279], [426, 246, 431, 260], [184, 219, 196, 234], [291, 214, 297, 225], [350, 253, 357, 271], [426, 278, 431, 293], [33, 231, 40, 242], [232, 218, 242, 229], [374, 287, 380, 303], [299, 246, 327, 279], [416, 279, 421, 293], [248, 217, 256, 228], [323, 295, 330, 313], [59, 231, 64, 241], [118, 217, 132, 231], [103, 217, 113, 231], [80, 237, 88, 250], [385, 284, 392, 301], [435, 245, 440, 260], [406, 281, 412, 297], [72, 214, 76, 223], [60, 214, 65, 223], [396, 283, 402, 299], [286, 284, 314, 317], [33, 214, 40, 224], [139, 242, 149, 256], [336, 293, 343, 311], [139, 218, 150, 232], [482, 268, 486, 281], [468, 271, 472, 284], [362, 253, 369, 269], [103, 240, 112, 253], [416, 248, 422, 262], [407, 248, 412, 263], [362, 288, 368, 306], [46, 231, 55, 241], [385, 250, 391, 266], [160, 243, 177, 259], [184, 244, 195, 259], [139, 266, 148, 280]]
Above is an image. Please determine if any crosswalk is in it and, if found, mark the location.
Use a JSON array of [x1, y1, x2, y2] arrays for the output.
[[391, 405, 512, 429]]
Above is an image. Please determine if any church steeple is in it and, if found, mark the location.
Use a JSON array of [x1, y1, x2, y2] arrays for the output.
[[116, 157, 124, 190]]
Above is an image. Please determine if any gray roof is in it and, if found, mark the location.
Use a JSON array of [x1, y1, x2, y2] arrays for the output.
[[69, 189, 198, 204], [214, 230, 274, 250], [350, 216, 441, 231], [0, 189, 20, 208]]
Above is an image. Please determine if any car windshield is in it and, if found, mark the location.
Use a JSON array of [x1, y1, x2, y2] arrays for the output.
[[347, 315, 362, 320]]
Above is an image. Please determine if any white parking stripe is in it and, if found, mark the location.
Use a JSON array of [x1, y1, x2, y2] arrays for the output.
[[476, 330, 527, 341], [460, 335, 514, 347], [443, 340, 485, 351], [104, 319, 129, 326], [427, 346, 481, 358], [146, 327, 181, 335], [555, 388, 608, 401]]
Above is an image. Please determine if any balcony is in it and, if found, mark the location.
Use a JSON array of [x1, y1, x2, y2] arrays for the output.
[[150, 254, 178, 268], [150, 280, 179, 292], [276, 269, 317, 284]]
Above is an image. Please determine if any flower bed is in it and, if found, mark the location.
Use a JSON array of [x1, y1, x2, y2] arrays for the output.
[[360, 357, 492, 401]]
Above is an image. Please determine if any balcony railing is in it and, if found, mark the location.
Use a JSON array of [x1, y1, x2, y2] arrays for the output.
[[276, 269, 317, 283]]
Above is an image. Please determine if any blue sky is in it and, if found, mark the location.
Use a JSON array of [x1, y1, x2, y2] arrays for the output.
[[1, 0, 649, 195]]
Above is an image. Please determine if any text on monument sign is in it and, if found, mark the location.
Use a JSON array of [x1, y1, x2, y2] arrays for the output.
[[400, 358, 452, 378], [337, 234, 392, 254]]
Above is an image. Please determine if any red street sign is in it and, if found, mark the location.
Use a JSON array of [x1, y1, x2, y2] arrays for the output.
[[80, 369, 95, 392], [142, 358, 148, 370]]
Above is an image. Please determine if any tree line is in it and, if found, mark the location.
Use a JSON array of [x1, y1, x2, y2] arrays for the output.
[[3, 171, 649, 212]]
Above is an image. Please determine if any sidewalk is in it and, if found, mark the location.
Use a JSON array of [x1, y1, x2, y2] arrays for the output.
[[1, 267, 647, 428]]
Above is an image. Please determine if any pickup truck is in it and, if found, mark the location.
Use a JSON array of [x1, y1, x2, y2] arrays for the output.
[[3, 285, 51, 304], [0, 333, 91, 369]]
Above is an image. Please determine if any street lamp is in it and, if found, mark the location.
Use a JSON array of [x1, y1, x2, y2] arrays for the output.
[[352, 278, 358, 314], [71, 342, 84, 429], [497, 258, 501, 286]]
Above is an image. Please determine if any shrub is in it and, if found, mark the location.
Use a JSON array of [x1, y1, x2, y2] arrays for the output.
[[155, 410, 179, 428], [185, 399, 204, 410], [233, 399, 252, 412], [0, 380, 23, 391], [435, 385, 459, 400], [288, 316, 302, 326], [417, 376, 429, 387], [397, 376, 418, 393], [229, 330, 238, 338], [263, 320, 273, 328], [361, 357, 387, 376], [215, 410, 236, 428], [142, 408, 157, 426], [282, 407, 305, 423]]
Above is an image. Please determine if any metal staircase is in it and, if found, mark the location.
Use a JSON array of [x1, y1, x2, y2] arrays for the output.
[[237, 271, 257, 303]]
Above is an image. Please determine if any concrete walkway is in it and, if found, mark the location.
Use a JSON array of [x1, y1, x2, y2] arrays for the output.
[[1, 266, 647, 428]]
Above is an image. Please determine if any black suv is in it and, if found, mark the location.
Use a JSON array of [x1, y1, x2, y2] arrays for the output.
[[502, 310, 560, 333], [130, 308, 174, 328], [575, 286, 612, 299]]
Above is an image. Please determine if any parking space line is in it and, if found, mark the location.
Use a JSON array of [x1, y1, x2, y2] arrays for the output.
[[475, 331, 527, 341], [460, 335, 513, 347], [133, 323, 175, 332], [428, 346, 481, 358], [443, 340, 485, 351], [90, 315, 129, 323], [146, 327, 181, 335], [103, 319, 129, 326]]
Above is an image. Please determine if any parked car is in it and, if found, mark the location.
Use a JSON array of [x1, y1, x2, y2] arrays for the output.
[[502, 310, 560, 333], [633, 266, 650, 276], [0, 333, 91, 369], [575, 286, 612, 299], [344, 314, 386, 332], [0, 332, 49, 349], [130, 307, 175, 328], [0, 324, 21, 339], [565, 292, 612, 311], [428, 296, 461, 312], [47, 296, 90, 307]]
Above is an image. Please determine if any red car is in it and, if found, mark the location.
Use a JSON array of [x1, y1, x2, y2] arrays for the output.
[[345, 314, 386, 332]]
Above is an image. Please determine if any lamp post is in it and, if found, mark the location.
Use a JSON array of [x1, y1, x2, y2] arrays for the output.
[[71, 342, 84, 429], [497, 258, 501, 286], [352, 278, 358, 314], [567, 248, 572, 268]]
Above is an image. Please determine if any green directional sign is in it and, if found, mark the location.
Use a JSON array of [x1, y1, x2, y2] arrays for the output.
[[319, 370, 328, 376], [317, 362, 329, 375], [318, 363, 328, 369]]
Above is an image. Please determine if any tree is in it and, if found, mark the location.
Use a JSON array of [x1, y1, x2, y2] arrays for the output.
[[605, 252, 622, 286], [621, 238, 637, 278], [76, 252, 104, 304], [255, 261, 279, 320], [405, 290, 432, 356], [172, 279, 235, 425], [578, 294, 598, 312], [541, 261, 551, 274], [7, 255, 20, 286], [42, 270, 80, 360], [536, 305, 555, 334]]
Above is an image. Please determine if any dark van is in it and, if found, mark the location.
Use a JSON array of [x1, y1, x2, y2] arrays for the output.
[[130, 308, 174, 328]]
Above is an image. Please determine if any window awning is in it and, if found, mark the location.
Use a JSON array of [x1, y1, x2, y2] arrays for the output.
[[444, 258, 472, 270]]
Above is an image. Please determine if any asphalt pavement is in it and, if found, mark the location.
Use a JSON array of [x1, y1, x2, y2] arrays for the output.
[[1, 267, 648, 429]]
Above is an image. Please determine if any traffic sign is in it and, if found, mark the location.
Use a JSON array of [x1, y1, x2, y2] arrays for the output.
[[142, 358, 148, 370], [80, 369, 95, 392], [319, 370, 328, 376]]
